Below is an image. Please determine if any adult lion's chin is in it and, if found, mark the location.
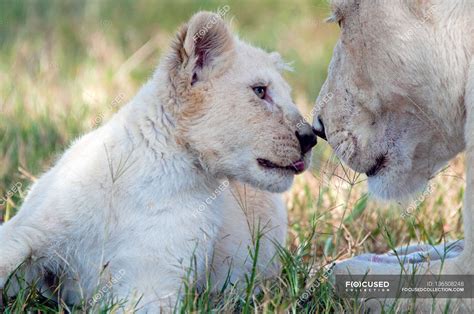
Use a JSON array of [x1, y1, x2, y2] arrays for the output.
[[366, 168, 429, 201]]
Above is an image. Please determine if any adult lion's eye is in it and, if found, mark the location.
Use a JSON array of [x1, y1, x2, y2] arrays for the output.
[[253, 86, 267, 99]]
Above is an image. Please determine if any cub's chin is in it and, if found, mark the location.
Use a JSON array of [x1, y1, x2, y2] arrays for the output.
[[233, 167, 295, 193], [260, 173, 295, 193]]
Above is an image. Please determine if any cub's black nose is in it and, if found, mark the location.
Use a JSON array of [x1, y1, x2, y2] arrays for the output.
[[295, 130, 317, 155]]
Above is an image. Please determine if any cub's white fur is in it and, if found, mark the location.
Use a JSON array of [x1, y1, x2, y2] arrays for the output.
[[314, 0, 473, 312], [0, 12, 315, 312]]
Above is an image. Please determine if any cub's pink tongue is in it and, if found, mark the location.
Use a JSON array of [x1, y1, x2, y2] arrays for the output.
[[292, 160, 305, 173]]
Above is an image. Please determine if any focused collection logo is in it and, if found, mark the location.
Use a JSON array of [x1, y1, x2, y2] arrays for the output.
[[345, 280, 390, 293], [336, 275, 473, 299]]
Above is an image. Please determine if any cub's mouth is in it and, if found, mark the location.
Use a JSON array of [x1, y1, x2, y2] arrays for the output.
[[257, 158, 306, 175]]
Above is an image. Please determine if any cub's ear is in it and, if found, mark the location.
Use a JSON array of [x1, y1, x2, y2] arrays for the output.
[[169, 11, 234, 84]]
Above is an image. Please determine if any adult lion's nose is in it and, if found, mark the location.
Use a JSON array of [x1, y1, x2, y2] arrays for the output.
[[313, 116, 327, 141], [295, 129, 317, 155]]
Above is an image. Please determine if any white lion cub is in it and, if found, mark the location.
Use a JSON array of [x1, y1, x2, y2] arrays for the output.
[[0, 12, 316, 311]]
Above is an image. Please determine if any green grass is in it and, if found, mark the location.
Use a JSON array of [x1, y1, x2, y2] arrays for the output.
[[0, 0, 466, 312]]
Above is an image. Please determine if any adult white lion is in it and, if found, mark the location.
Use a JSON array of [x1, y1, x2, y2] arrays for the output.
[[313, 0, 473, 312]]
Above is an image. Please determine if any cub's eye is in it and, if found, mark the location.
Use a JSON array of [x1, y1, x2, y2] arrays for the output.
[[253, 86, 267, 99]]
